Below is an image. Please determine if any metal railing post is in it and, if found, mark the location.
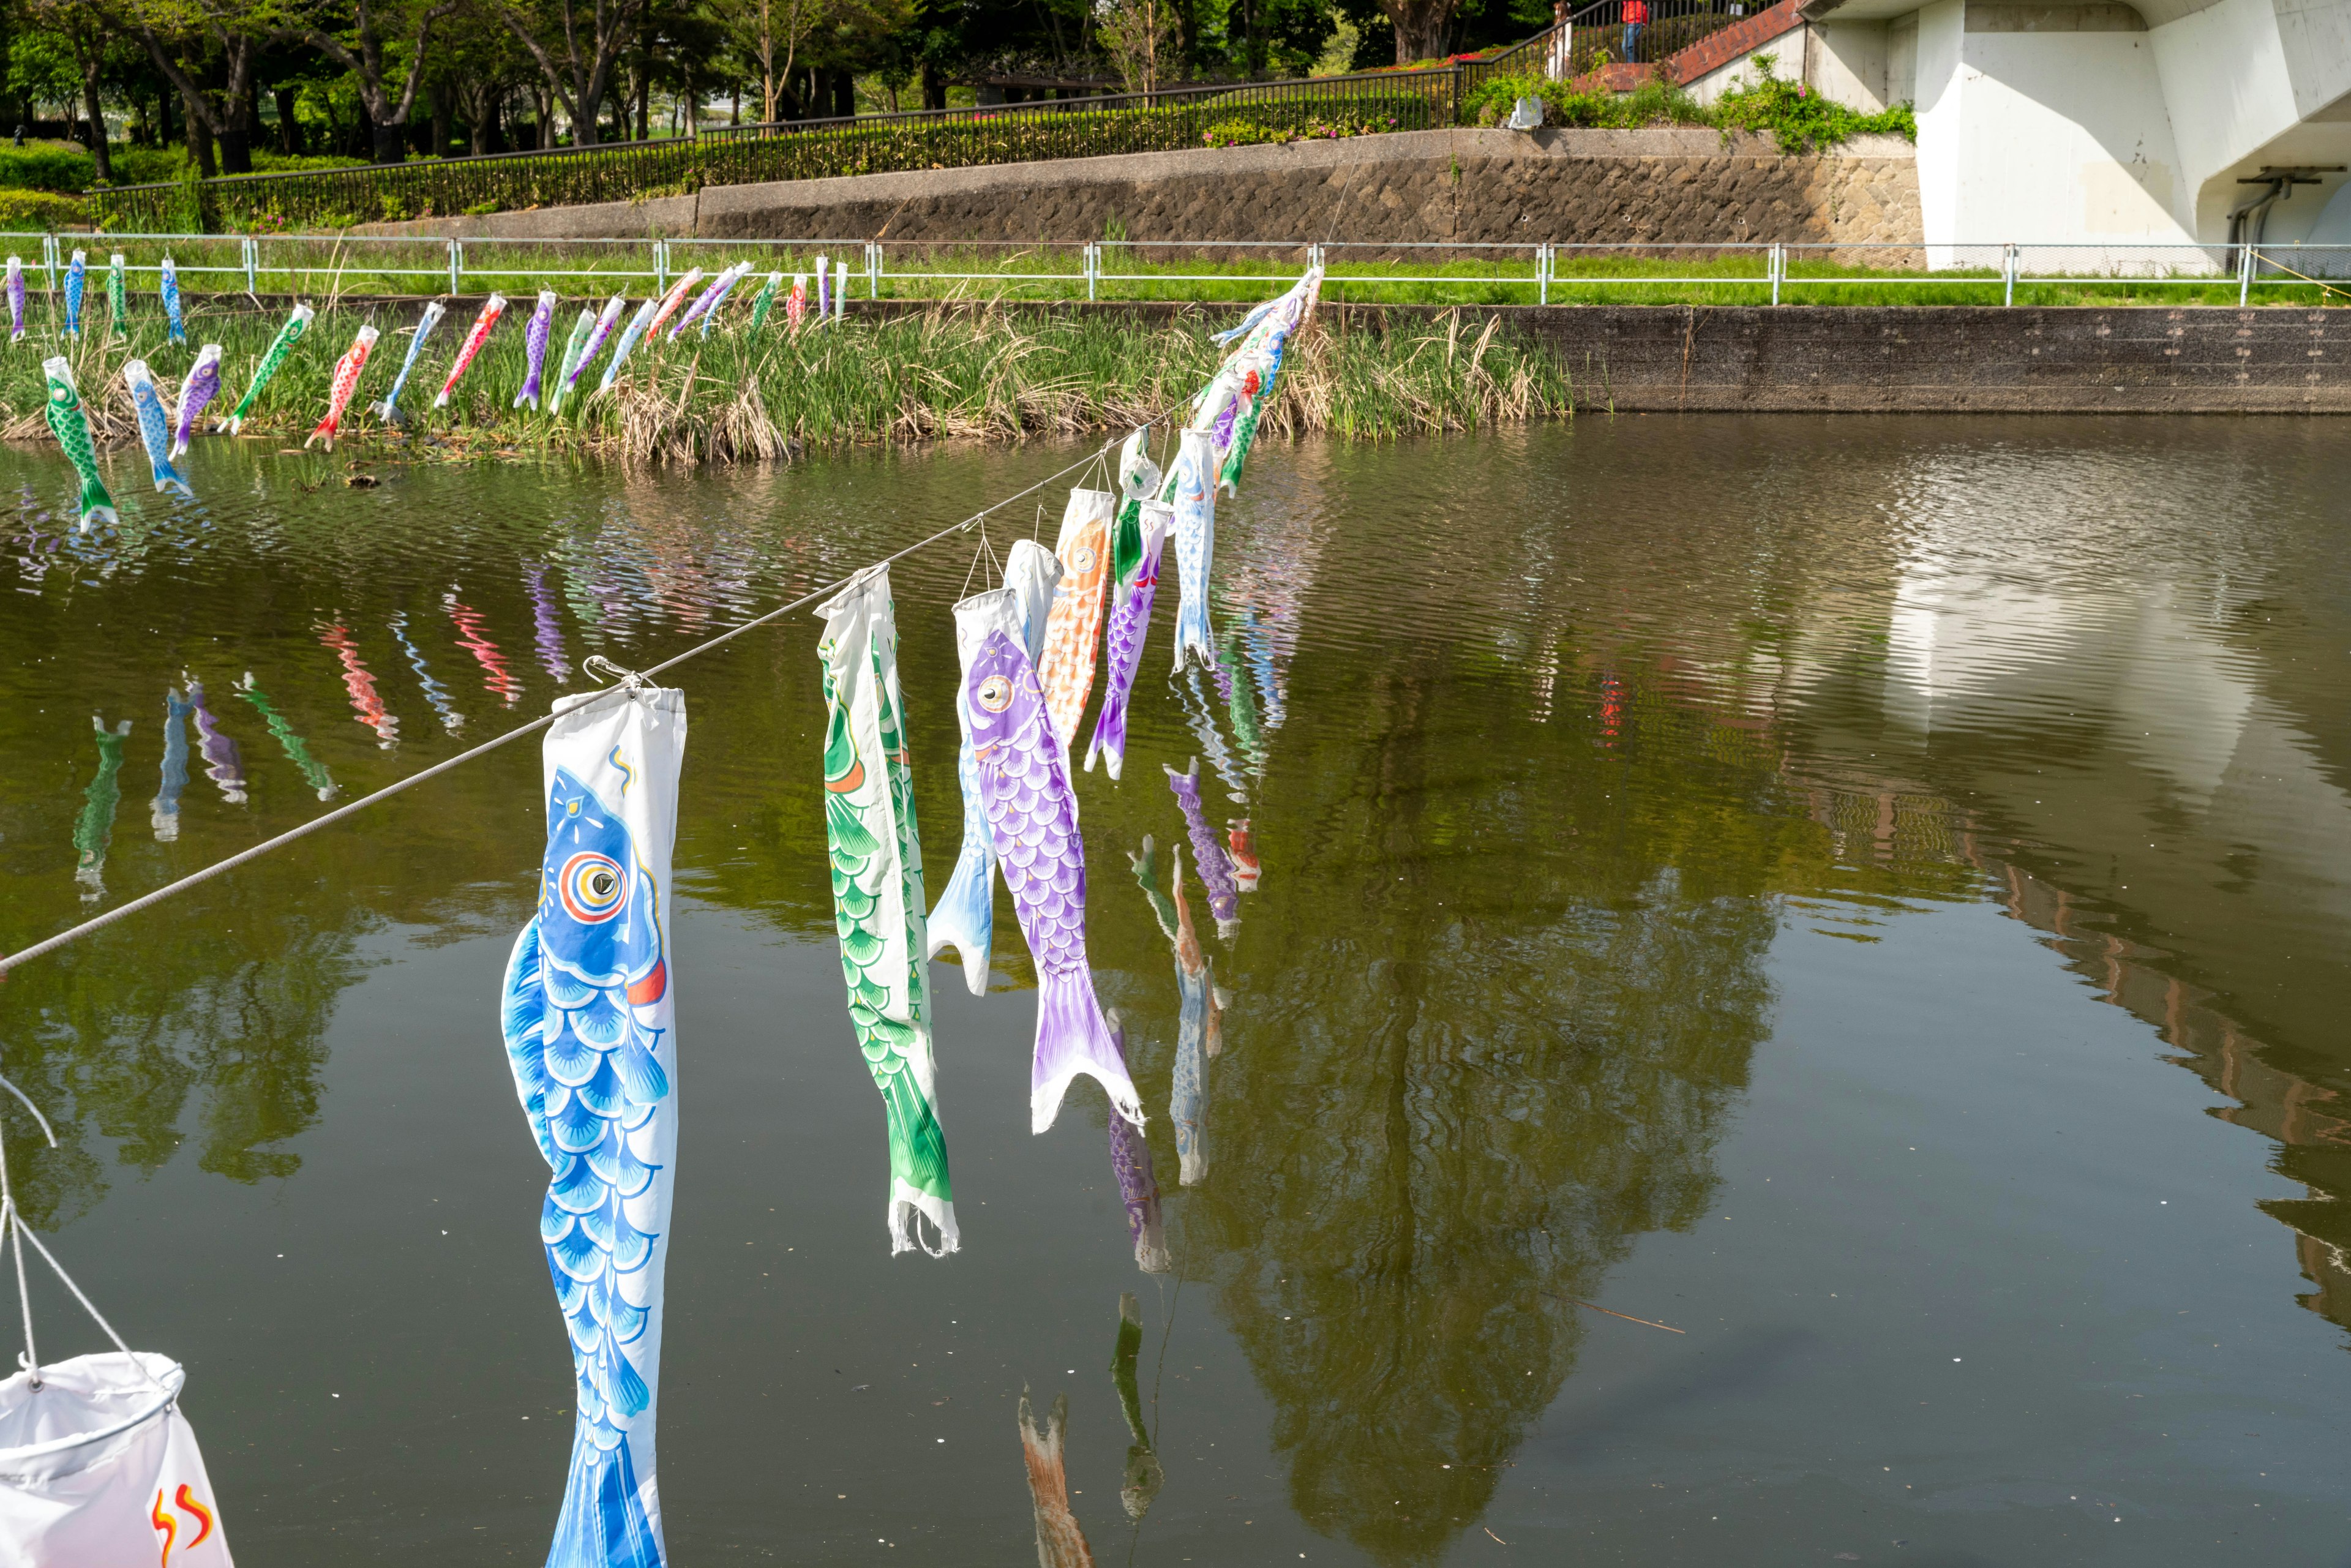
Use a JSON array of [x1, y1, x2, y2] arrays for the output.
[[448, 239, 461, 295], [1538, 242, 1550, 306], [2238, 241, 2253, 306], [1769, 242, 1783, 306], [244, 236, 258, 294], [1085, 241, 1098, 301], [655, 240, 668, 295], [867, 241, 880, 299], [2003, 242, 2016, 307], [42, 234, 56, 295]]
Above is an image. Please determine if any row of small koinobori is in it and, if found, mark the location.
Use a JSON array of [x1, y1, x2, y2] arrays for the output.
[[32, 250, 858, 531], [0, 268, 1318, 1568]]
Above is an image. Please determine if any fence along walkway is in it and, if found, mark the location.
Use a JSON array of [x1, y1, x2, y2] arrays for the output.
[[36, 232, 2350, 309]]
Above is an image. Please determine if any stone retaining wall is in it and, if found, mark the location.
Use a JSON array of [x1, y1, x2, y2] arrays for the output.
[[358, 127, 1922, 254]]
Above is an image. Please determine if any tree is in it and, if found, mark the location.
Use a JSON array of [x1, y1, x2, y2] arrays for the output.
[[110, 0, 265, 172], [15, 0, 121, 179], [427, 4, 530, 152], [274, 0, 460, 163], [1096, 0, 1174, 94], [493, 0, 645, 146]]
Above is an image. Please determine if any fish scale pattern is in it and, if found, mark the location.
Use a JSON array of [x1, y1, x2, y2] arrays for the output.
[[500, 765, 672, 1551]]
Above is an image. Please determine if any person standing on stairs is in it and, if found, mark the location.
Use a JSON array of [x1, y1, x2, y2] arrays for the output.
[[1622, 0, 1649, 62]]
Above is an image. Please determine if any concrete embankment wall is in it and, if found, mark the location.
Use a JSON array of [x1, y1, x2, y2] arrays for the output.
[[356, 128, 1924, 252], [841, 300, 2334, 413]]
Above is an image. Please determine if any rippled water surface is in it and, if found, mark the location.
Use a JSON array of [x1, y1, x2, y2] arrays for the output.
[[3, 418, 2349, 1564]]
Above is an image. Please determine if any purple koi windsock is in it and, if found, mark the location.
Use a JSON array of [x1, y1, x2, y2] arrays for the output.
[[172, 343, 223, 458], [961, 592, 1146, 1135], [566, 293, 629, 397], [513, 289, 557, 409], [1085, 500, 1172, 779], [433, 293, 505, 408], [670, 261, 749, 339], [5, 256, 21, 342]]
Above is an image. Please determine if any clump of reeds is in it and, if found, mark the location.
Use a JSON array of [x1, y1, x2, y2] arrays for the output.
[[0, 295, 1577, 465]]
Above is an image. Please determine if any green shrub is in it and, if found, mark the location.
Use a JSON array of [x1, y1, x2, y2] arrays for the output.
[[1204, 118, 1289, 148], [0, 187, 88, 230], [1711, 53, 1916, 151], [0, 141, 95, 193]]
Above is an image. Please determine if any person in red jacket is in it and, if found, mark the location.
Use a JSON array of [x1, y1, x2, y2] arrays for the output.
[[1622, 0, 1649, 61]]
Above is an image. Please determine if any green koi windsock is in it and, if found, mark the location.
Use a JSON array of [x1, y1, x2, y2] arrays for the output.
[[548, 308, 594, 416], [42, 356, 116, 531], [106, 252, 125, 335], [816, 568, 957, 1257], [223, 303, 315, 435], [746, 271, 782, 337]]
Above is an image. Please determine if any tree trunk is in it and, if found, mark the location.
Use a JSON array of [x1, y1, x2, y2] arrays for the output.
[[78, 67, 110, 182], [634, 63, 650, 140], [430, 87, 451, 157], [832, 69, 855, 119], [159, 89, 174, 149], [729, 81, 739, 124], [371, 114, 406, 163], [921, 62, 944, 110], [1384, 0, 1455, 63], [276, 87, 302, 153], [186, 104, 216, 179]]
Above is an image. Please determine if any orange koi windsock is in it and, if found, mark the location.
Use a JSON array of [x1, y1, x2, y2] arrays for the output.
[[1035, 486, 1118, 765], [645, 269, 703, 338], [306, 324, 378, 449], [433, 293, 506, 408]]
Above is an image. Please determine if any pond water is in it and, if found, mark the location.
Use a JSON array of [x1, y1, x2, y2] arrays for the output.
[[1, 416, 2347, 1566]]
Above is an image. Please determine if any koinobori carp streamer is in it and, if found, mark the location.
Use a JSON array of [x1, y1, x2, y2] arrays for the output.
[[223, 304, 314, 434], [374, 301, 447, 424], [43, 356, 114, 530], [435, 293, 506, 408], [817, 568, 959, 1255], [307, 324, 379, 449], [500, 683, 686, 1568], [121, 359, 192, 497]]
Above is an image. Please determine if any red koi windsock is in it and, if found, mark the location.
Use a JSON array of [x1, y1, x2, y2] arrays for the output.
[[433, 293, 506, 408], [307, 325, 379, 450], [645, 269, 703, 339]]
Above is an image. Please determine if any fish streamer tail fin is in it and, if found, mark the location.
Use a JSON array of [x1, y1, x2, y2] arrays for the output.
[[76, 475, 116, 532], [1031, 965, 1144, 1136], [548, 1426, 666, 1568], [879, 1065, 959, 1257], [923, 748, 995, 997], [151, 457, 191, 497], [1174, 595, 1216, 674]]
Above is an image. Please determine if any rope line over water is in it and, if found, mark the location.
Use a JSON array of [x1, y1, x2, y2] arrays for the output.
[[0, 421, 1166, 981]]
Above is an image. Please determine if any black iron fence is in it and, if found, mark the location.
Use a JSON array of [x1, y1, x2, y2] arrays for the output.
[[88, 69, 1461, 233]]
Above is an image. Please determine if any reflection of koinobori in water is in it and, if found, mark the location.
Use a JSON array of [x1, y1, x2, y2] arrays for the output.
[[1131, 836, 1226, 1187], [74, 714, 132, 901], [152, 685, 192, 840], [1105, 1011, 1169, 1274], [389, 612, 464, 732], [319, 621, 398, 747], [235, 672, 336, 801], [1017, 1386, 1094, 1568], [1111, 1292, 1164, 1521], [184, 677, 246, 805]]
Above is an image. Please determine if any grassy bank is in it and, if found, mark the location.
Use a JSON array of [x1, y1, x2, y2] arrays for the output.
[[0, 298, 1573, 466]]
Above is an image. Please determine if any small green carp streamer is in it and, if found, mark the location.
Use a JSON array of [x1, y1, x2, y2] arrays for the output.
[[817, 568, 958, 1256], [746, 272, 782, 337], [106, 253, 125, 335], [223, 304, 315, 434], [548, 309, 594, 416], [42, 356, 116, 530]]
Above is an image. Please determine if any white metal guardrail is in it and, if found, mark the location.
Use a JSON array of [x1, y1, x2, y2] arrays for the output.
[[18, 234, 2347, 307]]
